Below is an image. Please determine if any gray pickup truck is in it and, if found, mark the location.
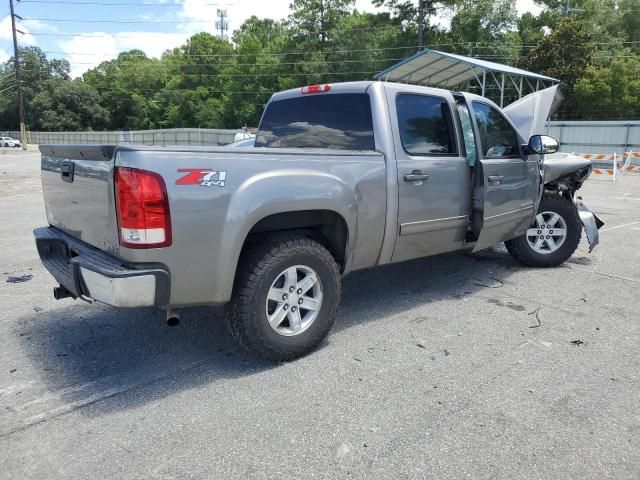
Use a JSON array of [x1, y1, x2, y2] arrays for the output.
[[34, 81, 602, 360]]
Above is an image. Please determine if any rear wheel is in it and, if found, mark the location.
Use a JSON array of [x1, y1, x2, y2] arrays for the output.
[[505, 194, 581, 267], [228, 234, 341, 361]]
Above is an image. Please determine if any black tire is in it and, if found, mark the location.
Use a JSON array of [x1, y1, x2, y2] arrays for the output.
[[228, 234, 341, 361], [505, 193, 581, 268]]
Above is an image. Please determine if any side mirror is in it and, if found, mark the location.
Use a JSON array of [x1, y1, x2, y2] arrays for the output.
[[528, 135, 559, 155]]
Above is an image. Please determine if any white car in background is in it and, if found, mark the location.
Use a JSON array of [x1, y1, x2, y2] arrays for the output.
[[0, 136, 22, 148]]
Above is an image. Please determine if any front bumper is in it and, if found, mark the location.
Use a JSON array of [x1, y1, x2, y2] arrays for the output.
[[575, 200, 604, 253], [34, 227, 170, 307]]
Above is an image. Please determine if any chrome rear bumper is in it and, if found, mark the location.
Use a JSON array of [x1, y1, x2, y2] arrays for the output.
[[34, 227, 170, 307]]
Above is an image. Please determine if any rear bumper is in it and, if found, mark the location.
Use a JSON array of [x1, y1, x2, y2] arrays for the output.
[[34, 227, 170, 307]]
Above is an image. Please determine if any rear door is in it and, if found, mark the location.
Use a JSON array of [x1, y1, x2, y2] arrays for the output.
[[466, 99, 541, 252], [387, 86, 472, 263]]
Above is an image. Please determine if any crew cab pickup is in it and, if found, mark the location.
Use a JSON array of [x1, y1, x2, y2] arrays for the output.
[[34, 81, 602, 360]]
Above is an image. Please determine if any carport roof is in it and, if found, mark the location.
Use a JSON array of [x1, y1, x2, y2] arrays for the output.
[[373, 49, 559, 92]]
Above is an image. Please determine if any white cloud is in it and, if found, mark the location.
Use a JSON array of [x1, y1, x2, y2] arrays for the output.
[[1, 15, 37, 46], [60, 31, 194, 77], [21, 18, 58, 33], [0, 48, 8, 63], [59, 33, 118, 77], [517, 0, 544, 15], [59, 0, 547, 78], [180, 0, 381, 39]]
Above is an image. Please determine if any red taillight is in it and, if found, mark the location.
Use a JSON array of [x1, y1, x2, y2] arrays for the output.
[[300, 84, 332, 94], [115, 167, 172, 249]]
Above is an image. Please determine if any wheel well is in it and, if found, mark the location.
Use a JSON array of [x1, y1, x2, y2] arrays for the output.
[[244, 210, 349, 270]]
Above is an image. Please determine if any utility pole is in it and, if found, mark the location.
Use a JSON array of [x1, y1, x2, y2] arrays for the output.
[[417, 0, 425, 50], [215, 9, 228, 41], [563, 0, 570, 16], [9, 0, 27, 150]]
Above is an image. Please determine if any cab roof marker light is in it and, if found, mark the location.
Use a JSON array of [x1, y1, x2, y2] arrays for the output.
[[301, 84, 332, 94]]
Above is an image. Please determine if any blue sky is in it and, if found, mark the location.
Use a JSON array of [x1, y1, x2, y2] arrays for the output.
[[0, 0, 540, 78]]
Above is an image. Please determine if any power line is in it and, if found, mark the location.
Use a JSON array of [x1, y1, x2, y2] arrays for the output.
[[0, 71, 17, 82], [23, 17, 214, 24], [24, 23, 410, 38], [40, 44, 425, 59], [16, 0, 230, 6], [0, 83, 17, 95], [36, 39, 640, 59], [92, 69, 380, 78], [68, 56, 408, 67]]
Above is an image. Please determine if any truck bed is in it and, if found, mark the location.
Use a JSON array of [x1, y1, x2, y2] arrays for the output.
[[39, 144, 387, 305]]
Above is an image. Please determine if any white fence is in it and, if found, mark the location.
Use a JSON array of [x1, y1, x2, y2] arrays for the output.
[[546, 121, 640, 156], [3, 121, 640, 152], [1, 128, 242, 146]]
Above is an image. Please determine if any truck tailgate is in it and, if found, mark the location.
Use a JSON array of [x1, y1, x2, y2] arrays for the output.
[[40, 145, 119, 252]]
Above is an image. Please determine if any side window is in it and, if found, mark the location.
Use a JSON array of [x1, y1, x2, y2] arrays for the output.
[[396, 94, 457, 156], [456, 100, 477, 167], [472, 102, 520, 158]]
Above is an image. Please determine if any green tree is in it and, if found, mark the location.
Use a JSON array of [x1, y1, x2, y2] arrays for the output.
[[372, 0, 459, 27], [289, 0, 354, 47], [449, 0, 519, 58], [30, 79, 109, 131], [84, 50, 166, 129], [160, 33, 233, 128], [572, 57, 640, 119], [0, 46, 73, 130], [224, 17, 290, 127], [521, 18, 593, 92]]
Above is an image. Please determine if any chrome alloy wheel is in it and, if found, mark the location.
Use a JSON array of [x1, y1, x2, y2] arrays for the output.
[[526, 211, 567, 254], [265, 265, 323, 336]]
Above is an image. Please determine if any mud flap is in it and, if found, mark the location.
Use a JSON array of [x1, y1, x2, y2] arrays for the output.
[[575, 200, 604, 253]]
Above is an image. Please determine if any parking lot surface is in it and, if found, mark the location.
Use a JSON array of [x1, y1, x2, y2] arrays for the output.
[[1, 149, 639, 479]]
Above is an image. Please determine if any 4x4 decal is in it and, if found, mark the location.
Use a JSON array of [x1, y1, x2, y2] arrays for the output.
[[176, 169, 227, 187]]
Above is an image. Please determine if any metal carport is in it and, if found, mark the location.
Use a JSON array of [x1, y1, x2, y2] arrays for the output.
[[373, 49, 560, 107]]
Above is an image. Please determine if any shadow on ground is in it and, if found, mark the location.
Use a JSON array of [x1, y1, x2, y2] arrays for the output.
[[16, 246, 518, 416]]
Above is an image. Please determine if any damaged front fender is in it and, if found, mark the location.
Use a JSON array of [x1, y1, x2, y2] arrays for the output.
[[542, 153, 604, 253], [575, 199, 604, 253]]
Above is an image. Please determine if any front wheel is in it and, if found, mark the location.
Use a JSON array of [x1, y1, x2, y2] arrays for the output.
[[505, 194, 582, 267], [228, 235, 341, 361]]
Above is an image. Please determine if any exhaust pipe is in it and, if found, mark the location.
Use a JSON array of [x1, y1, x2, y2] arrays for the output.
[[53, 285, 76, 300], [166, 309, 180, 327]]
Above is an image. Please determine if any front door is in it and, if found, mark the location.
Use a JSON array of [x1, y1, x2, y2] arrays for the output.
[[388, 88, 472, 263], [468, 100, 541, 252]]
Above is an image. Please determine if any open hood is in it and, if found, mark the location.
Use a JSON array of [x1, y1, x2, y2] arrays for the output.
[[503, 85, 565, 139]]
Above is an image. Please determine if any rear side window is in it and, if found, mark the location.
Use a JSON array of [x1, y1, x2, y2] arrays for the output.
[[472, 102, 520, 158], [396, 94, 457, 156], [255, 93, 375, 150]]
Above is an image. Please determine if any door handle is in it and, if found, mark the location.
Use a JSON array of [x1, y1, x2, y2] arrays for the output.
[[404, 170, 430, 182], [61, 161, 75, 183], [488, 174, 504, 184]]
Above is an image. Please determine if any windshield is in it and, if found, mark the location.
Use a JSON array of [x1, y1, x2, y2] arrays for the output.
[[255, 93, 375, 150]]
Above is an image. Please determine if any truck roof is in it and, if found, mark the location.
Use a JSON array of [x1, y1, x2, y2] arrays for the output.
[[269, 80, 475, 104]]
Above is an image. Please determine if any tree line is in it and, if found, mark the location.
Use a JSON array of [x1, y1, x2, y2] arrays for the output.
[[0, 0, 638, 132]]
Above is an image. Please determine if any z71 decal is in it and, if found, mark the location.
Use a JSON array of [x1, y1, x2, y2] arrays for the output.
[[176, 169, 227, 187]]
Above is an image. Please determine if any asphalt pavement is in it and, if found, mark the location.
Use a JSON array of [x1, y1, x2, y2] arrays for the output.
[[1, 149, 639, 479]]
